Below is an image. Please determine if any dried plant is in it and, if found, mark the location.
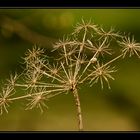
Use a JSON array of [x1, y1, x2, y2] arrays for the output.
[[0, 19, 140, 131]]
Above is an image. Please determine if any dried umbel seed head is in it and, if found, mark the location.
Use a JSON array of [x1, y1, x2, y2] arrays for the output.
[[72, 19, 99, 35], [98, 26, 123, 41], [25, 90, 48, 114], [0, 18, 139, 131], [118, 36, 140, 58], [0, 85, 15, 115], [89, 63, 116, 89]]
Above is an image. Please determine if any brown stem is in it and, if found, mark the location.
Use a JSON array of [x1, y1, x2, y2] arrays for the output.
[[73, 89, 83, 131], [0, 16, 57, 47]]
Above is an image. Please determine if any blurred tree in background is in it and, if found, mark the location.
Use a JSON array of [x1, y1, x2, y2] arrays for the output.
[[0, 9, 140, 131]]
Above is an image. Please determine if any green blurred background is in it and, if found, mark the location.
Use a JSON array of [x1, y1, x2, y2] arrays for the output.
[[0, 9, 140, 131]]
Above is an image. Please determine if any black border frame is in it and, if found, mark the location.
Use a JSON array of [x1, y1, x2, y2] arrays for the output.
[[0, 0, 140, 137], [0, 0, 140, 8]]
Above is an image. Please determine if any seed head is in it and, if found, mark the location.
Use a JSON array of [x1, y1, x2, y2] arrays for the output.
[[89, 62, 116, 89], [98, 27, 122, 41], [118, 36, 140, 58], [0, 85, 14, 115], [26, 88, 48, 113], [72, 19, 99, 35]]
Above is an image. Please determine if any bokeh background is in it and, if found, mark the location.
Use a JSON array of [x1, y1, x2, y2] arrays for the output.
[[0, 9, 140, 131]]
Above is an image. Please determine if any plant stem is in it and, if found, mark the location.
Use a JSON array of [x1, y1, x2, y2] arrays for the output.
[[73, 89, 83, 131]]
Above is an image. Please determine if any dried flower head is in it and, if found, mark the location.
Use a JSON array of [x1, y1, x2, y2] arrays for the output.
[[89, 62, 116, 89], [98, 26, 123, 41], [1, 19, 140, 131], [87, 39, 112, 57], [24, 46, 45, 62], [0, 85, 14, 115], [118, 36, 140, 58], [72, 19, 99, 35], [26, 88, 48, 113]]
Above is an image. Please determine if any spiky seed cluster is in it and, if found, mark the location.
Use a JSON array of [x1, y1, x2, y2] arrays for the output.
[[25, 88, 48, 114], [0, 85, 15, 115], [118, 36, 140, 58], [0, 19, 139, 115], [89, 63, 116, 89]]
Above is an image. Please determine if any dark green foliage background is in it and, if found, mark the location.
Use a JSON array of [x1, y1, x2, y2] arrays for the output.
[[0, 9, 140, 130]]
